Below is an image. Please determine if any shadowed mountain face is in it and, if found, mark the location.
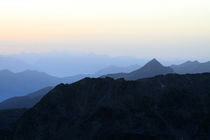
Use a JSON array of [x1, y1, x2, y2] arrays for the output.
[[0, 87, 53, 110], [0, 70, 86, 101], [105, 59, 174, 80], [0, 109, 27, 129], [0, 109, 27, 140], [171, 60, 210, 74], [11, 73, 210, 140]]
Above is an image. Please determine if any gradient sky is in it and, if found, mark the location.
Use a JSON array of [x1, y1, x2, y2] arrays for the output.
[[0, 0, 210, 60]]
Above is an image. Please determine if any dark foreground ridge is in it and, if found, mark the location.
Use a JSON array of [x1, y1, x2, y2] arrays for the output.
[[5, 73, 210, 140], [0, 109, 27, 129]]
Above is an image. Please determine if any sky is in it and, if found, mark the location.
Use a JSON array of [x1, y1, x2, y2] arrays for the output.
[[0, 0, 210, 60]]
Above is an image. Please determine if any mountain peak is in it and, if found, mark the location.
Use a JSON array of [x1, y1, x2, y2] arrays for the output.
[[150, 58, 159, 63], [105, 58, 174, 80], [143, 58, 162, 67]]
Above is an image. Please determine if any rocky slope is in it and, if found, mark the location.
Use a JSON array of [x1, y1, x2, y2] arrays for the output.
[[10, 73, 210, 140]]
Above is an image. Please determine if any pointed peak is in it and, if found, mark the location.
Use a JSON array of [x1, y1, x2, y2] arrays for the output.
[[140, 59, 163, 69], [146, 58, 161, 66], [150, 58, 159, 63]]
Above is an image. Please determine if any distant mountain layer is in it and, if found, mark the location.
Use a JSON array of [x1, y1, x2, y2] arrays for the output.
[[105, 59, 174, 80], [171, 60, 210, 74], [1, 58, 210, 101], [0, 56, 31, 72], [0, 59, 171, 101], [0, 70, 86, 101], [9, 73, 210, 140], [0, 87, 53, 110], [94, 64, 140, 77], [0, 53, 146, 77]]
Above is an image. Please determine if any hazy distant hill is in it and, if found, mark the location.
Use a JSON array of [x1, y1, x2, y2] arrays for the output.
[[171, 60, 210, 74], [0, 53, 146, 77], [9, 73, 210, 140], [94, 64, 140, 77], [105, 59, 174, 80], [0, 87, 53, 110], [0, 70, 86, 101], [0, 56, 31, 72]]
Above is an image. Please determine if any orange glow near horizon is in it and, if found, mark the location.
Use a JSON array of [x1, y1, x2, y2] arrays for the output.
[[0, 0, 209, 58], [0, 0, 210, 40]]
